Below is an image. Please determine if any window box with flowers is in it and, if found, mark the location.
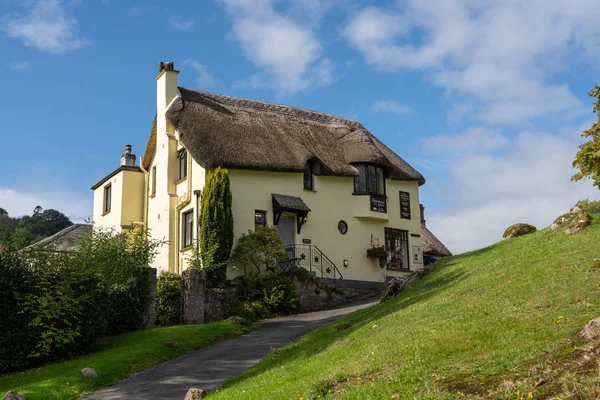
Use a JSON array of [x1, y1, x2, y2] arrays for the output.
[[367, 245, 388, 268]]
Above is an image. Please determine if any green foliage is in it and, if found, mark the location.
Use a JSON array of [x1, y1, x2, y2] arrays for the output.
[[0, 251, 37, 372], [23, 251, 109, 361], [0, 250, 108, 372], [72, 229, 160, 334], [0, 206, 72, 250], [0, 321, 256, 400], [156, 272, 183, 326], [232, 270, 299, 321], [199, 167, 234, 287], [230, 226, 287, 275], [290, 266, 312, 282], [573, 84, 600, 188]]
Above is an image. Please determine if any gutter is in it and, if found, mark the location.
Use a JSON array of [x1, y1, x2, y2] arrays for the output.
[[173, 152, 193, 274]]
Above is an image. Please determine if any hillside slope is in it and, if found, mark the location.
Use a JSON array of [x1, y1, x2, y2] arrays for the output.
[[209, 217, 600, 399]]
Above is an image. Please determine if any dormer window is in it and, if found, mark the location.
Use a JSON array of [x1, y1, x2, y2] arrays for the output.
[[303, 160, 314, 190], [353, 164, 385, 195]]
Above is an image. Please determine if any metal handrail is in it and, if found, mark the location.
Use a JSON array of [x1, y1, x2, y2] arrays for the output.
[[284, 244, 343, 285]]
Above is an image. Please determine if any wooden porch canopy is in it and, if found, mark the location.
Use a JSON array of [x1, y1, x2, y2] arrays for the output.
[[272, 193, 311, 234]]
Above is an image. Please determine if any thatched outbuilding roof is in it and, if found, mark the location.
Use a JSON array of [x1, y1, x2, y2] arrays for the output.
[[421, 226, 452, 257], [148, 88, 424, 184], [27, 224, 91, 252]]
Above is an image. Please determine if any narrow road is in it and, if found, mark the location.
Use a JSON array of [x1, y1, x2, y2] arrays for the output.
[[81, 297, 378, 399]]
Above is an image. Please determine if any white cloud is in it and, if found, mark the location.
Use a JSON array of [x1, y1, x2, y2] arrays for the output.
[[425, 128, 599, 254], [344, 1, 600, 123], [182, 59, 215, 89], [371, 100, 415, 117], [169, 15, 194, 31], [0, 187, 91, 222], [2, 0, 89, 54], [423, 127, 509, 153], [7, 61, 30, 71], [220, 0, 335, 94]]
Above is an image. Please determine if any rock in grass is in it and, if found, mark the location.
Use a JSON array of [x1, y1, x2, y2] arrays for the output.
[[163, 341, 176, 348], [580, 318, 600, 340], [81, 368, 99, 378], [502, 223, 537, 240], [184, 388, 207, 399], [227, 316, 248, 326], [565, 213, 591, 235], [3, 391, 26, 400]]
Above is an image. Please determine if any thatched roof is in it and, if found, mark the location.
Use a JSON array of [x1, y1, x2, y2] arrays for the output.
[[28, 224, 91, 252], [421, 226, 452, 257], [142, 115, 157, 171], [154, 88, 424, 184]]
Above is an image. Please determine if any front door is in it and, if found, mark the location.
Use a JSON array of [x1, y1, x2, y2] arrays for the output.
[[278, 216, 295, 248]]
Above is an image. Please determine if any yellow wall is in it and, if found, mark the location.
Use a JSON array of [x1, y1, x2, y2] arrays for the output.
[[92, 169, 144, 232], [226, 170, 422, 283]]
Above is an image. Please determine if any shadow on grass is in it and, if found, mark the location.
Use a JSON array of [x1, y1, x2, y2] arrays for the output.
[[214, 263, 468, 393]]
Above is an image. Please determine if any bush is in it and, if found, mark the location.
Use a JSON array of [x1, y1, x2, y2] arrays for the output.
[[291, 266, 312, 282], [72, 229, 161, 334], [25, 252, 108, 360], [230, 226, 287, 275], [232, 270, 299, 321], [156, 272, 182, 326], [0, 251, 37, 372], [0, 250, 108, 372]]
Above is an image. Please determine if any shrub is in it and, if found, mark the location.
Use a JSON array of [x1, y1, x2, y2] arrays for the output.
[[200, 167, 234, 287], [24, 252, 109, 360], [291, 266, 312, 282], [230, 226, 287, 275], [232, 270, 299, 320], [72, 229, 161, 334], [156, 272, 182, 326], [0, 251, 37, 372]]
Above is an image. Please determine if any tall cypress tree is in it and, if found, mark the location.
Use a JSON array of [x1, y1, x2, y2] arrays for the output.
[[199, 167, 234, 286]]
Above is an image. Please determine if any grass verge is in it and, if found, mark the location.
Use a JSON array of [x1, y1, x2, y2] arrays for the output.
[[208, 216, 600, 399], [0, 320, 255, 400]]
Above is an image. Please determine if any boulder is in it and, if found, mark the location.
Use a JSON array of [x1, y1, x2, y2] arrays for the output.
[[551, 213, 572, 231], [184, 388, 207, 399], [564, 213, 591, 235], [580, 318, 600, 341], [81, 368, 99, 378], [163, 341, 175, 348], [3, 392, 26, 400], [502, 223, 537, 240]]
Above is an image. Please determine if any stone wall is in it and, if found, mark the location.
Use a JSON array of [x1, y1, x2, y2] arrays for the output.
[[182, 268, 206, 324], [205, 288, 236, 322], [294, 277, 379, 312]]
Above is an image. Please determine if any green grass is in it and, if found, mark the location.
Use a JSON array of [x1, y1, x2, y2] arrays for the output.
[[209, 217, 600, 399], [0, 320, 255, 400]]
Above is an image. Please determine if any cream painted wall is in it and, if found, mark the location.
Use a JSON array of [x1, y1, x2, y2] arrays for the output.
[[92, 169, 144, 232], [226, 170, 422, 283]]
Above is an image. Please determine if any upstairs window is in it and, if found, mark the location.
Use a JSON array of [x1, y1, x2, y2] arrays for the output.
[[353, 164, 385, 195], [103, 184, 112, 214], [178, 149, 188, 181], [303, 160, 314, 190]]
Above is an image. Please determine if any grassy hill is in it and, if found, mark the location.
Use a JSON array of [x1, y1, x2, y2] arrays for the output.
[[209, 216, 600, 399]]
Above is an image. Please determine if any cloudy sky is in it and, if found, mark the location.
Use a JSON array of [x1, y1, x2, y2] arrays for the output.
[[1, 0, 599, 253]]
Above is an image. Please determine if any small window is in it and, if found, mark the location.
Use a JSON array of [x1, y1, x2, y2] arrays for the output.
[[338, 220, 348, 235], [178, 149, 188, 181], [254, 210, 266, 231], [182, 210, 194, 249], [353, 164, 385, 195], [385, 228, 409, 270], [303, 160, 314, 190], [103, 184, 111, 214], [151, 166, 157, 196]]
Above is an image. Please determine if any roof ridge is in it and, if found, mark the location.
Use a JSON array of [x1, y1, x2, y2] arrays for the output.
[[178, 87, 363, 129]]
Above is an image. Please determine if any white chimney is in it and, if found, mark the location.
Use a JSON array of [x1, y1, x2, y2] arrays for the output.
[[120, 144, 136, 166]]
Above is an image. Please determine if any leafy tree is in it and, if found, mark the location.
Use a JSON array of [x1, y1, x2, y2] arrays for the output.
[[230, 226, 287, 275], [199, 167, 234, 287], [573, 84, 600, 188], [0, 207, 72, 249]]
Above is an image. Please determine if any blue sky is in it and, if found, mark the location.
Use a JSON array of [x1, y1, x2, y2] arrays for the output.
[[1, 0, 599, 253]]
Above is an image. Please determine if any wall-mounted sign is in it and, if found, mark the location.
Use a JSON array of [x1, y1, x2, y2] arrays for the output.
[[412, 245, 423, 264], [400, 191, 411, 220], [370, 195, 387, 213]]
